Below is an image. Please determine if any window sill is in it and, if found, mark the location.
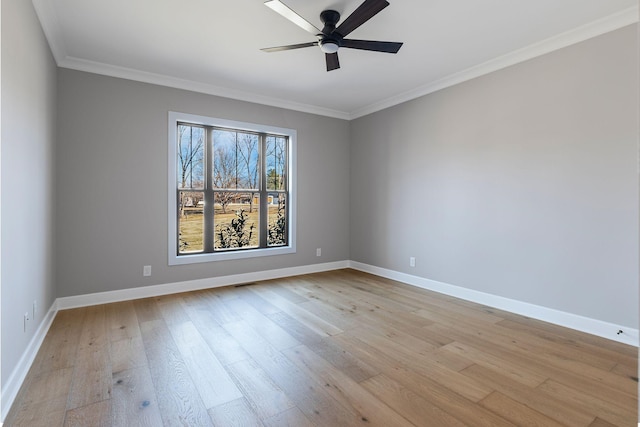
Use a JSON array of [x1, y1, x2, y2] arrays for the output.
[[168, 245, 296, 266]]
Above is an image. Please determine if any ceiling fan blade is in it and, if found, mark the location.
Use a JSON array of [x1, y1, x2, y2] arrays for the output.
[[264, 0, 322, 35], [335, 0, 389, 37], [325, 52, 340, 71], [261, 42, 318, 52], [341, 39, 402, 53]]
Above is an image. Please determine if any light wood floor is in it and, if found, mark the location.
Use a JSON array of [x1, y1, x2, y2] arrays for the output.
[[5, 269, 638, 426]]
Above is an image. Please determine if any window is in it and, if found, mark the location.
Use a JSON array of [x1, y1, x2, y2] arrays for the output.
[[168, 112, 296, 265]]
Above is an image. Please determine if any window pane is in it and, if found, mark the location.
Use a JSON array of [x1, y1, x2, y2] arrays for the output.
[[266, 136, 287, 190], [213, 129, 237, 189], [177, 125, 204, 189], [236, 132, 260, 190], [214, 192, 259, 250], [268, 193, 287, 247], [213, 130, 259, 190], [178, 191, 204, 253]]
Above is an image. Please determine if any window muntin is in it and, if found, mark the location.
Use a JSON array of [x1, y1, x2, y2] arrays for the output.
[[169, 112, 296, 265]]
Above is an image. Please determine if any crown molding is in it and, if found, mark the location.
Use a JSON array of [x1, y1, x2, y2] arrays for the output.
[[349, 5, 639, 119], [58, 56, 351, 120], [32, 0, 67, 63], [33, 0, 637, 121]]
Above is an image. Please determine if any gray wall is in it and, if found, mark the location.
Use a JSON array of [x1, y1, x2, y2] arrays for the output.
[[350, 25, 639, 328], [56, 69, 351, 297], [1, 0, 58, 389]]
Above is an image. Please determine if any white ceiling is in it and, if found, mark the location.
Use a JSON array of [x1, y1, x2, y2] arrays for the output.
[[33, 0, 638, 119]]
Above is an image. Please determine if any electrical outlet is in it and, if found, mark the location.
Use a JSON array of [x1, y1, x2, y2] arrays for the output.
[[24, 312, 30, 332], [316, 248, 322, 257], [143, 265, 152, 277], [409, 257, 416, 267]]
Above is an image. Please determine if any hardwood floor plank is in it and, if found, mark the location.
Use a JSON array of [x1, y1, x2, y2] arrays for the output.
[[181, 298, 251, 366], [357, 308, 448, 348], [111, 366, 164, 427], [331, 333, 516, 427], [610, 361, 638, 381], [283, 344, 415, 427], [418, 307, 619, 372], [428, 322, 638, 400], [105, 300, 141, 342], [460, 363, 597, 426], [440, 341, 548, 387], [64, 399, 111, 427], [225, 296, 300, 350], [4, 368, 73, 427], [297, 299, 360, 330], [497, 318, 638, 368], [536, 378, 637, 426], [288, 277, 379, 316], [360, 373, 468, 427], [427, 345, 476, 372], [156, 293, 191, 325], [588, 417, 619, 427], [225, 358, 296, 419], [357, 318, 440, 354], [235, 286, 281, 315], [223, 319, 367, 426], [139, 319, 213, 426], [67, 305, 111, 410], [208, 398, 264, 427], [201, 289, 244, 324], [167, 320, 243, 409], [269, 281, 310, 303], [132, 297, 163, 323], [250, 287, 344, 337], [110, 336, 147, 373], [342, 327, 493, 402], [479, 391, 565, 427], [31, 308, 85, 375], [262, 407, 315, 427], [495, 314, 638, 358], [267, 310, 379, 383]]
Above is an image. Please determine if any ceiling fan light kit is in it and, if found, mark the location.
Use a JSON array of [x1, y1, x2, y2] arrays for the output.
[[262, 0, 403, 71], [320, 40, 339, 54]]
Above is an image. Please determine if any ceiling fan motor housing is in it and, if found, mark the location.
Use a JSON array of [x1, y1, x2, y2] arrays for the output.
[[320, 10, 341, 32], [319, 10, 342, 52], [262, 0, 403, 71]]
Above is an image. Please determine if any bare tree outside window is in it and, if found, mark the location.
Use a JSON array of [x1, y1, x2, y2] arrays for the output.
[[177, 125, 204, 218]]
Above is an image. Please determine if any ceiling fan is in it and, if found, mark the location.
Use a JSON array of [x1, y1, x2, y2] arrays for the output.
[[261, 0, 403, 72]]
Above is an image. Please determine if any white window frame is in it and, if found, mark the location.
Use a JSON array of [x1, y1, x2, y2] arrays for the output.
[[168, 111, 296, 265]]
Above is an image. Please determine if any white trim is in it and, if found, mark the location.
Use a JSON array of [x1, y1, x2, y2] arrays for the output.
[[349, 6, 639, 119], [57, 261, 348, 310], [348, 261, 639, 347], [31, 0, 637, 120], [1, 301, 58, 422], [59, 56, 351, 120], [31, 0, 67, 64], [0, 1, 2, 420]]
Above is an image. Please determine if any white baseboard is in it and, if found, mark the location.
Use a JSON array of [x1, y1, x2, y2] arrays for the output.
[[56, 260, 349, 309], [348, 261, 639, 347], [1, 300, 58, 422]]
